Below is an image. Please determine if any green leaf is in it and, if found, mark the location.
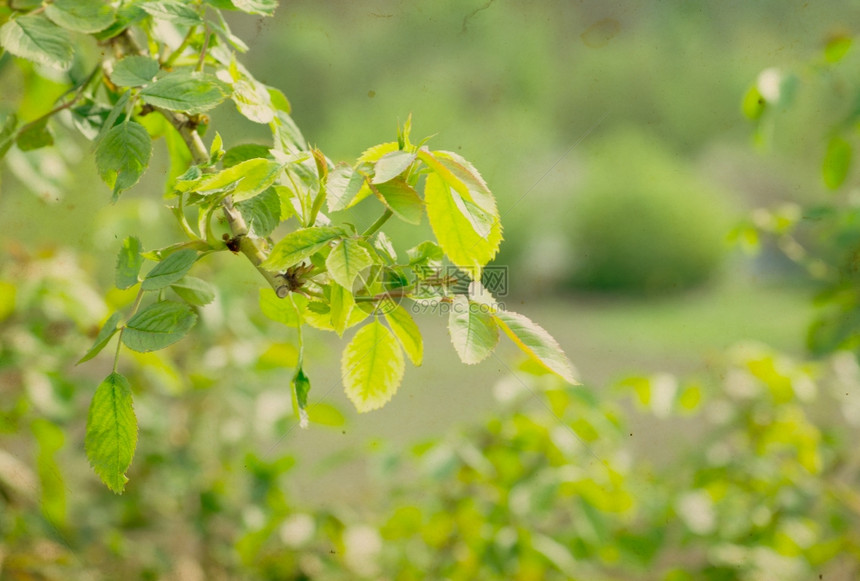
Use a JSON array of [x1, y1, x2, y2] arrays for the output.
[[326, 238, 374, 289], [95, 121, 152, 198], [448, 295, 498, 364], [261, 226, 343, 271], [327, 163, 368, 211], [342, 319, 405, 412], [141, 249, 198, 291], [223, 143, 272, 168], [329, 282, 356, 336], [373, 231, 398, 263], [372, 179, 424, 225], [191, 158, 282, 203], [77, 312, 122, 364], [421, 149, 498, 217], [272, 111, 307, 152], [236, 187, 280, 237], [15, 117, 53, 151], [259, 288, 306, 327], [823, 135, 852, 190], [85, 373, 138, 494], [385, 304, 423, 365], [44, 0, 115, 33], [291, 366, 311, 428], [493, 310, 578, 384], [141, 70, 230, 115], [232, 0, 278, 16], [358, 141, 399, 163], [122, 301, 197, 352], [825, 35, 852, 63], [741, 85, 766, 121], [0, 14, 74, 70], [232, 77, 275, 124], [141, 1, 203, 26], [110, 56, 159, 87], [407, 240, 443, 266], [115, 236, 144, 290], [425, 172, 502, 278], [170, 276, 215, 306], [372, 150, 416, 184]]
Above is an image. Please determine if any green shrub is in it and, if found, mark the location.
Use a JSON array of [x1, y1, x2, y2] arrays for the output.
[[567, 129, 731, 294]]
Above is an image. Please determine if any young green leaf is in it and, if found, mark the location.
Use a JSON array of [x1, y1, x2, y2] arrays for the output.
[[373, 231, 398, 263], [420, 149, 499, 217], [371, 179, 424, 225], [493, 310, 578, 384], [232, 77, 276, 124], [0, 14, 75, 70], [291, 366, 311, 429], [223, 143, 273, 168], [385, 304, 423, 366], [85, 373, 138, 494], [448, 295, 498, 364], [425, 172, 502, 278], [329, 282, 356, 336], [407, 240, 444, 266], [372, 150, 416, 184], [327, 163, 369, 211], [236, 187, 281, 237], [44, 0, 115, 34], [170, 276, 216, 306], [116, 236, 144, 289], [358, 141, 399, 164], [16, 117, 53, 151], [190, 158, 283, 203], [77, 312, 123, 364], [823, 135, 852, 190], [122, 301, 197, 352], [110, 56, 159, 87], [140, 71, 230, 115], [141, 1, 203, 26], [141, 249, 198, 291], [261, 226, 343, 271], [326, 238, 374, 289], [342, 319, 405, 412], [95, 121, 152, 198], [259, 288, 306, 327]]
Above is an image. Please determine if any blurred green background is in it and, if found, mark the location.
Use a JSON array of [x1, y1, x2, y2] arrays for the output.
[[3, 0, 860, 579]]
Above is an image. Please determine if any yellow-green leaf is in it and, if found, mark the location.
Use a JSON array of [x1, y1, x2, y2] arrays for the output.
[[448, 295, 498, 364], [342, 319, 404, 412], [493, 310, 578, 384], [85, 373, 138, 494], [425, 172, 502, 278], [326, 238, 374, 289], [261, 226, 343, 271], [385, 304, 423, 366]]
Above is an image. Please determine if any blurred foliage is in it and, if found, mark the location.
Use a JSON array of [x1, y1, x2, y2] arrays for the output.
[[4, 245, 859, 579], [4, 1, 860, 580], [565, 128, 731, 294], [739, 30, 860, 357]]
